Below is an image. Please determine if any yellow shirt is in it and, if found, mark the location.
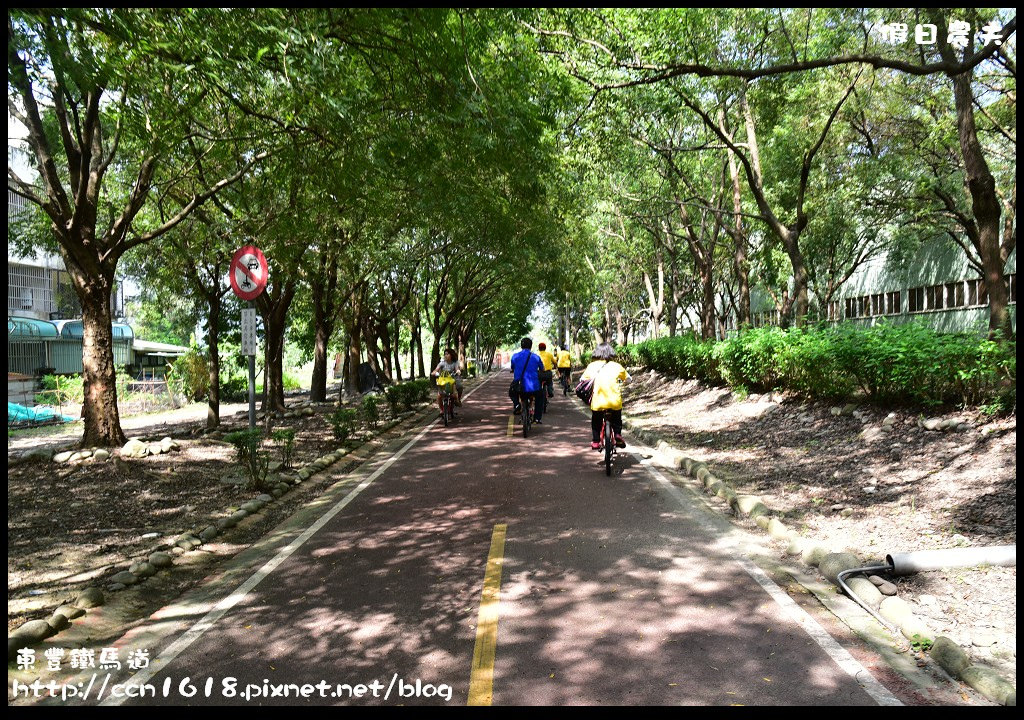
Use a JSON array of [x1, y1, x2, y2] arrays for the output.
[[537, 350, 556, 371], [581, 360, 628, 411], [556, 350, 571, 368]]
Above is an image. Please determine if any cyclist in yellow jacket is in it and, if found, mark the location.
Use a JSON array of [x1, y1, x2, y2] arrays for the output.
[[555, 345, 572, 391], [579, 343, 630, 450], [537, 342, 556, 399]]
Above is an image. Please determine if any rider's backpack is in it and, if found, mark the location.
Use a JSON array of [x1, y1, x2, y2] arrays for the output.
[[574, 377, 594, 404]]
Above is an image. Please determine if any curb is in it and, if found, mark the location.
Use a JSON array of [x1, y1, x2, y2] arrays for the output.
[[622, 417, 1017, 707]]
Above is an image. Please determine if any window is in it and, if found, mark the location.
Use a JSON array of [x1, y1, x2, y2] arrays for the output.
[[908, 287, 924, 313], [926, 285, 944, 310], [886, 291, 901, 314], [870, 294, 882, 316], [946, 282, 965, 308], [1007, 274, 1016, 303]]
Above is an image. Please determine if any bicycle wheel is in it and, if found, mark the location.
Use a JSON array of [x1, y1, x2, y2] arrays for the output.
[[443, 395, 450, 426], [523, 396, 532, 437], [604, 417, 614, 476]]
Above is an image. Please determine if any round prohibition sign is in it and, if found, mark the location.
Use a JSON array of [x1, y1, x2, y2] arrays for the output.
[[230, 245, 269, 301]]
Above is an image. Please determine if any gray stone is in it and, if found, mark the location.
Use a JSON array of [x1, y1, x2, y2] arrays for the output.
[[960, 666, 1016, 705], [819, 553, 862, 585], [170, 546, 186, 555], [859, 427, 884, 442], [148, 552, 173, 568], [123, 439, 149, 457], [92, 449, 111, 461], [877, 581, 898, 596], [847, 577, 884, 609], [272, 489, 283, 498], [802, 545, 830, 567], [13, 619, 56, 643], [199, 526, 218, 542], [111, 570, 139, 585], [785, 538, 804, 556], [879, 596, 914, 626], [830, 407, 842, 416], [129, 561, 157, 578], [53, 605, 86, 621], [767, 518, 792, 540], [931, 637, 971, 677], [229, 510, 248, 524], [241, 501, 262, 514], [148, 444, 165, 455], [54, 450, 75, 463], [74, 587, 105, 609], [956, 423, 971, 432], [24, 447, 56, 462], [70, 450, 93, 462], [219, 473, 248, 486], [881, 416, 896, 428], [867, 574, 886, 586], [735, 495, 767, 516], [46, 613, 71, 632], [921, 418, 942, 431], [215, 518, 232, 530], [175, 534, 201, 550], [276, 483, 290, 494], [841, 403, 858, 416], [754, 515, 770, 530], [267, 461, 284, 473], [298, 469, 311, 480], [257, 494, 274, 503], [840, 508, 854, 517], [107, 583, 126, 592]]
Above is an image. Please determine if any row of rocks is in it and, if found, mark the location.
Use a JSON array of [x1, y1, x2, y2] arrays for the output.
[[8, 411, 415, 659], [46, 436, 181, 464], [623, 419, 1016, 707], [9, 588, 104, 661]]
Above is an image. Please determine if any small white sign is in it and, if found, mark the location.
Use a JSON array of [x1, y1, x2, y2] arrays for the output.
[[241, 308, 258, 356]]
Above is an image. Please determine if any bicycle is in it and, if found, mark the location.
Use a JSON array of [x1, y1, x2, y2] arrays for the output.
[[599, 410, 617, 476], [436, 371, 457, 427], [559, 368, 571, 396], [520, 391, 534, 437]]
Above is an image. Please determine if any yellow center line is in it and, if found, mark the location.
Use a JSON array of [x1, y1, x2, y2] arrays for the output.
[[467, 523, 507, 706], [506, 414, 514, 437]]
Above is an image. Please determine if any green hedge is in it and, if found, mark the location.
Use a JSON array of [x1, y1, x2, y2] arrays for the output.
[[625, 323, 1015, 409]]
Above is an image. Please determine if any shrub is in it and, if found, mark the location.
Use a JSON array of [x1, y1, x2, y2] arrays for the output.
[[224, 428, 271, 491], [270, 428, 296, 468], [330, 408, 359, 442], [361, 394, 381, 428]]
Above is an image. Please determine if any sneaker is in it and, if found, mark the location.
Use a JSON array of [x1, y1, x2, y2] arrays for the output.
[[513, 406, 522, 415], [615, 435, 626, 448], [533, 417, 542, 424], [591, 441, 601, 450]]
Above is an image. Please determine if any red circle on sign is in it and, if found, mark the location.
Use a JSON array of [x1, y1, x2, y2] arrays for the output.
[[230, 246, 268, 301]]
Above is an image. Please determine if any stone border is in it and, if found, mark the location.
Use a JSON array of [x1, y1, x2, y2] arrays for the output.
[[7, 397, 438, 664], [623, 418, 1016, 707]]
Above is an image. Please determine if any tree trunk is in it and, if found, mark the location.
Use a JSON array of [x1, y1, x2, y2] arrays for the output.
[[393, 318, 403, 382], [79, 271, 127, 447], [309, 253, 338, 402], [700, 264, 716, 340], [206, 293, 221, 429], [728, 145, 751, 327]]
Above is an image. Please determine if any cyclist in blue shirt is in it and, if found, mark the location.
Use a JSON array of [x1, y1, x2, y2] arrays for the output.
[[508, 337, 545, 424]]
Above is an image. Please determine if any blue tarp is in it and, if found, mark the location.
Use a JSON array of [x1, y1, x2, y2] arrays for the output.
[[8, 402, 74, 424]]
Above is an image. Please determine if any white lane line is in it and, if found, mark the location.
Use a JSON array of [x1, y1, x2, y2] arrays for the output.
[[640, 461, 903, 707], [102, 374, 495, 706]]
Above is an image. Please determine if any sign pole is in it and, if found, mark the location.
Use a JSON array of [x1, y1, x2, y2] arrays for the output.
[[229, 244, 268, 431], [248, 302, 256, 429]]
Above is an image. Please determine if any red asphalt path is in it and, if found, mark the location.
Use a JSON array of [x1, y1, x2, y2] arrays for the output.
[[46, 373, 900, 706]]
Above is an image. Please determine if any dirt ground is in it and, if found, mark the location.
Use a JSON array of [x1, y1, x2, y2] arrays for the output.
[[622, 368, 1016, 684]]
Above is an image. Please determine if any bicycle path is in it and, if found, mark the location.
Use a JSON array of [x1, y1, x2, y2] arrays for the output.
[[34, 373, 904, 706]]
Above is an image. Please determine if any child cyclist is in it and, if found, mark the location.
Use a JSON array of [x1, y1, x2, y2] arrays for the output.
[[431, 348, 464, 416], [579, 343, 630, 450]]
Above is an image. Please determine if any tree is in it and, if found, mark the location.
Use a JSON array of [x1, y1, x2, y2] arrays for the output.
[[8, 9, 271, 445]]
